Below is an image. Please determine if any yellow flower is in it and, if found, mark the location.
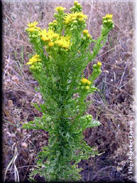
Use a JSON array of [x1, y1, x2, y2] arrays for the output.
[[48, 42, 54, 47], [40, 30, 50, 41], [103, 14, 113, 29], [103, 14, 113, 20], [97, 61, 102, 67], [27, 21, 38, 27], [55, 39, 68, 48], [26, 54, 41, 65], [71, 17, 76, 21], [42, 36, 50, 42], [26, 26, 41, 33], [39, 29, 48, 42], [64, 12, 87, 25], [81, 78, 87, 84], [87, 33, 91, 38], [86, 80, 91, 85], [83, 30, 89, 34], [55, 36, 71, 49], [78, 18, 85, 23], [105, 14, 113, 19], [83, 30, 91, 38], [77, 12, 87, 19], [55, 6, 66, 12], [40, 29, 70, 50], [53, 20, 57, 23], [40, 29, 47, 35], [81, 78, 91, 85], [52, 34, 59, 39], [26, 27, 36, 33], [40, 29, 59, 42]]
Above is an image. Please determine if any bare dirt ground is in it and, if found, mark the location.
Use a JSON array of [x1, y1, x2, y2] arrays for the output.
[[3, 0, 135, 182]]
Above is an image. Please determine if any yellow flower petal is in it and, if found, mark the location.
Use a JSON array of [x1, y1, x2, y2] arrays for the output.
[[97, 61, 102, 67], [55, 6, 66, 12], [26, 54, 41, 65], [83, 30, 89, 34], [27, 21, 38, 27], [48, 42, 54, 47], [81, 78, 91, 85]]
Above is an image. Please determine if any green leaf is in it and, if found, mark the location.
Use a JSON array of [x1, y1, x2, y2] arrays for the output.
[[86, 120, 101, 128]]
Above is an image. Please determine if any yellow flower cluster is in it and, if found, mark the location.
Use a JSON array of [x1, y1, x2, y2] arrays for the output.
[[26, 21, 41, 33], [70, 1, 82, 12], [81, 78, 91, 85], [40, 28, 71, 50], [27, 21, 38, 27], [93, 61, 102, 69], [73, 0, 82, 8], [78, 78, 91, 91], [103, 14, 113, 27], [55, 6, 66, 12], [64, 12, 87, 25], [26, 54, 41, 65], [92, 61, 102, 78], [55, 36, 71, 49], [40, 29, 59, 43], [83, 29, 91, 38], [53, 20, 57, 24], [103, 14, 113, 20]]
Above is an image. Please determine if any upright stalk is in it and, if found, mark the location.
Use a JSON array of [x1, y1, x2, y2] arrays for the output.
[[23, 1, 114, 181]]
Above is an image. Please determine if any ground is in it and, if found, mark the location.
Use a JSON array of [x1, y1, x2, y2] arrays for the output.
[[3, 0, 135, 182]]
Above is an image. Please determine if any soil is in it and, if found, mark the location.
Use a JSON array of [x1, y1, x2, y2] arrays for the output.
[[3, 0, 135, 182]]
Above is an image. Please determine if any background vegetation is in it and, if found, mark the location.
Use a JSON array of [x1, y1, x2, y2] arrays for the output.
[[3, 0, 135, 182]]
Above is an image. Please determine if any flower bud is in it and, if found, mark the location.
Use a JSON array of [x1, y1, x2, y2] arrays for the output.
[[81, 86, 85, 89], [30, 65, 35, 70], [85, 86, 90, 90], [74, 1, 79, 5], [70, 7, 74, 11], [49, 22, 53, 26], [73, 25, 77, 30], [54, 13, 58, 18], [97, 69, 102, 74], [31, 35, 37, 38], [36, 39, 40, 44], [93, 64, 97, 69]]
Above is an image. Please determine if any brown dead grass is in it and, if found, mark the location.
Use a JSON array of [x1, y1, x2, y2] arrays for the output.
[[3, 0, 135, 182]]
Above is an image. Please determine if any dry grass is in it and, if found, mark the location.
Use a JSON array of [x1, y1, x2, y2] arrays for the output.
[[3, 0, 135, 182]]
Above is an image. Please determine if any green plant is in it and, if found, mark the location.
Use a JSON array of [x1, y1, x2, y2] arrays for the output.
[[22, 1, 114, 181]]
